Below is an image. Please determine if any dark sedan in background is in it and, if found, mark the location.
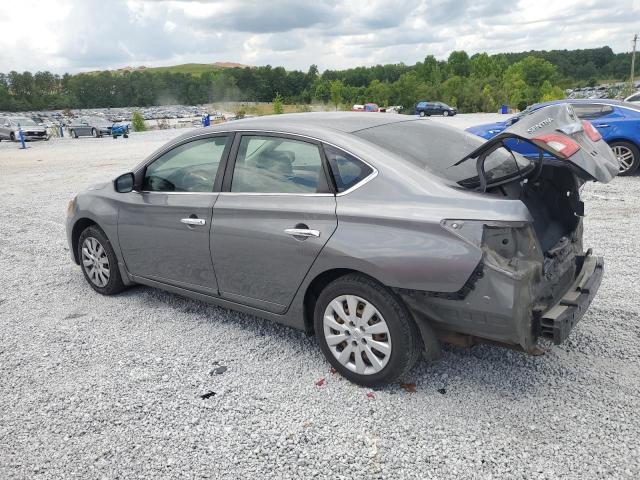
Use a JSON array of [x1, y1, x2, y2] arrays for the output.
[[415, 101, 457, 117], [67, 107, 616, 386]]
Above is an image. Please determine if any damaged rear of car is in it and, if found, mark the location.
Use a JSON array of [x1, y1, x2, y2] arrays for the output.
[[355, 104, 617, 354]]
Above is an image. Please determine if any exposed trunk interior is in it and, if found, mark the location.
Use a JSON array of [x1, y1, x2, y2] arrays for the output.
[[487, 164, 586, 311], [489, 165, 583, 252]]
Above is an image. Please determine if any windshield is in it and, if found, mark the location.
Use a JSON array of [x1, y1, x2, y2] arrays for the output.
[[12, 117, 37, 126], [354, 121, 533, 187]]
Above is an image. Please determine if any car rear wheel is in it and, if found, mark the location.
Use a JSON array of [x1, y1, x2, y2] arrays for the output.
[[91, 128, 98, 138], [71, 129, 78, 139], [78, 225, 126, 295], [10, 132, 15, 141], [610, 141, 639, 176], [314, 273, 420, 386]]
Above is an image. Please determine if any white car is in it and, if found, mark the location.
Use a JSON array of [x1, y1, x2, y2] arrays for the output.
[[625, 92, 640, 104]]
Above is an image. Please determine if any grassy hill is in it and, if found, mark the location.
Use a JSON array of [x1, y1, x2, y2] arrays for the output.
[[86, 62, 253, 77]]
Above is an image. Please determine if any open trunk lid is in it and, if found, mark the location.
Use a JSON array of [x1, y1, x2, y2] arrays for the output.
[[455, 104, 619, 187]]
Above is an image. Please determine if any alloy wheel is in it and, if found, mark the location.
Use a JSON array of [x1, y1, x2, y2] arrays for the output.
[[323, 295, 392, 375], [81, 237, 110, 287], [612, 145, 635, 174]]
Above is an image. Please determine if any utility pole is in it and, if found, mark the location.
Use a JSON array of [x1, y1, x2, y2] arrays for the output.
[[631, 34, 638, 87]]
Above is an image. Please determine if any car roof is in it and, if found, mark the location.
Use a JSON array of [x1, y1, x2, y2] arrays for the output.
[[531, 98, 639, 110], [172, 112, 419, 144]]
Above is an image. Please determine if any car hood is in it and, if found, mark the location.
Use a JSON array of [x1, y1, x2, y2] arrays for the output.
[[19, 125, 46, 131]]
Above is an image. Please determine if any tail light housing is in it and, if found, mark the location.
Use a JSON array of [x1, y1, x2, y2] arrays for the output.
[[533, 134, 580, 159], [582, 120, 602, 142]]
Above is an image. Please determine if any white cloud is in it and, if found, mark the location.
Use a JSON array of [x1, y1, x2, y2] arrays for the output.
[[0, 0, 637, 73]]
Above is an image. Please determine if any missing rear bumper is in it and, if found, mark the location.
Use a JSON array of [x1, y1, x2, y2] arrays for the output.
[[537, 255, 604, 344]]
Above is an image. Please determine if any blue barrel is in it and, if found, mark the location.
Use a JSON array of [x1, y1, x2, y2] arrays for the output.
[[501, 104, 508, 114]]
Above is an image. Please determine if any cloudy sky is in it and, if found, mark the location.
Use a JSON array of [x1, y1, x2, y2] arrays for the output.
[[0, 0, 638, 74]]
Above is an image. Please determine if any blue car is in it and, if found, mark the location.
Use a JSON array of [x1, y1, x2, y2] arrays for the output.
[[466, 99, 640, 176]]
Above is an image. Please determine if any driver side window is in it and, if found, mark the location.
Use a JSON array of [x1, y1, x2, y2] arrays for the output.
[[143, 136, 229, 192]]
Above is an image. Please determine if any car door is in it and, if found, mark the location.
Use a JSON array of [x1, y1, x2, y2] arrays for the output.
[[211, 133, 337, 313], [117, 134, 232, 295]]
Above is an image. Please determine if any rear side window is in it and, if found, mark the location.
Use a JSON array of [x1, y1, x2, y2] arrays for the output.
[[231, 135, 324, 193], [572, 104, 613, 119], [324, 145, 373, 193]]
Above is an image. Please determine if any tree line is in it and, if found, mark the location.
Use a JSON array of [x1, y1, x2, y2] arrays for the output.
[[0, 46, 635, 113]]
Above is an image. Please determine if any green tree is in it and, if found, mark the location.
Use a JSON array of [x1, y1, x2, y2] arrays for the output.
[[448, 51, 470, 77], [131, 111, 146, 132], [273, 92, 284, 114], [329, 80, 344, 110]]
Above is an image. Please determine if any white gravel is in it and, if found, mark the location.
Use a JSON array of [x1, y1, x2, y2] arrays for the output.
[[1, 116, 639, 479]]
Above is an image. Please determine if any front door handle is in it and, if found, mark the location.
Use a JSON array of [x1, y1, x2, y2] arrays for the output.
[[181, 218, 206, 226], [284, 228, 320, 238], [594, 124, 610, 128]]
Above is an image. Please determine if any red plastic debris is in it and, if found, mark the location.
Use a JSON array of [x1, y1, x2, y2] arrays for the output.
[[366, 391, 375, 399], [315, 378, 326, 387], [400, 383, 417, 393]]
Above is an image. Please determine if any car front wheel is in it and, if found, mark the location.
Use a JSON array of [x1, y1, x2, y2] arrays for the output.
[[78, 225, 126, 295], [443, 110, 449, 116], [314, 274, 420, 386], [610, 141, 639, 176], [419, 111, 425, 117]]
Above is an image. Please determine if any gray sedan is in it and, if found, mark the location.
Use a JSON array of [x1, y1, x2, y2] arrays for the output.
[[68, 117, 114, 138], [66, 107, 618, 386]]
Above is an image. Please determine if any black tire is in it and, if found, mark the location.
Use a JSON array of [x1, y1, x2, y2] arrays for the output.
[[10, 132, 15, 141], [419, 111, 425, 118], [77, 225, 126, 295], [443, 110, 449, 117], [123, 133, 129, 138], [610, 141, 640, 176], [91, 128, 98, 138], [71, 129, 78, 139], [314, 273, 421, 386]]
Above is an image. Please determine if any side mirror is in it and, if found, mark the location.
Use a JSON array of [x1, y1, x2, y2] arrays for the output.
[[114, 172, 135, 193]]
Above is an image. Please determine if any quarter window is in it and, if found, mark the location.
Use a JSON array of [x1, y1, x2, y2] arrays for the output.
[[324, 145, 373, 193], [143, 136, 229, 192], [571, 104, 613, 119], [231, 136, 324, 193]]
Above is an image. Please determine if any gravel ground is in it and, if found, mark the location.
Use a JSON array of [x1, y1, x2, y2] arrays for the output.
[[1, 115, 639, 479]]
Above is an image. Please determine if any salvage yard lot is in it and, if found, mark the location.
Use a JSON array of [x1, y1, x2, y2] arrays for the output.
[[1, 114, 639, 479]]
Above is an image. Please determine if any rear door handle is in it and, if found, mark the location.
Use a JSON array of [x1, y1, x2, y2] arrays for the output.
[[284, 228, 320, 238], [181, 218, 206, 226]]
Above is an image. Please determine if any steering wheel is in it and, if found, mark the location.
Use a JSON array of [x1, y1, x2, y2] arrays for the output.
[[178, 169, 213, 192]]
